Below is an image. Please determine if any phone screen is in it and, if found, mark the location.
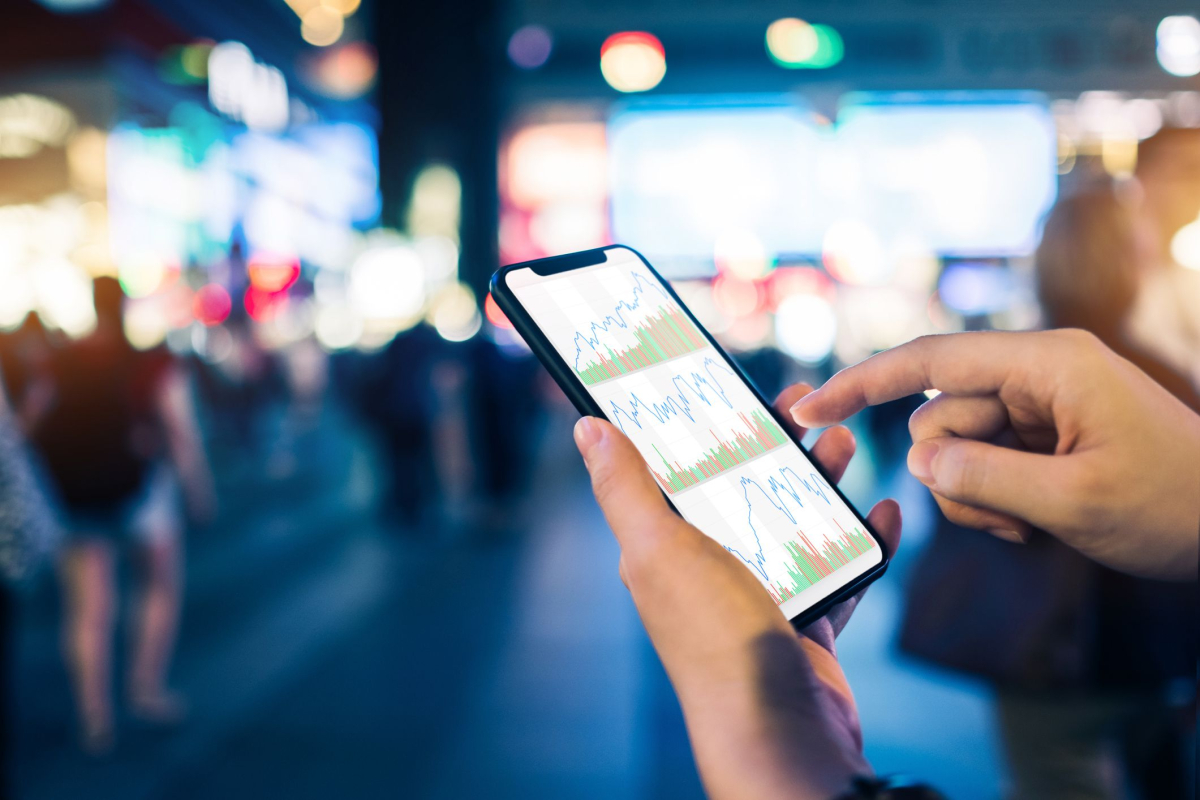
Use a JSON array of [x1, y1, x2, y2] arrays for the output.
[[505, 246, 882, 620]]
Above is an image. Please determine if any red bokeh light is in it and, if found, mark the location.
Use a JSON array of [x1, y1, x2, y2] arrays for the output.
[[711, 275, 764, 318], [767, 266, 835, 310], [484, 292, 513, 329], [600, 31, 665, 59], [193, 284, 232, 326], [244, 287, 287, 322]]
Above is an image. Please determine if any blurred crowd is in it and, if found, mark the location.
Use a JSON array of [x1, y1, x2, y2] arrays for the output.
[[0, 269, 551, 761]]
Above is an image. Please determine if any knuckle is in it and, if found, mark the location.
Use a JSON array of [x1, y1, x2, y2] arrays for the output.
[[941, 443, 987, 500], [1055, 328, 1103, 358], [832, 424, 856, 449], [908, 397, 938, 439]]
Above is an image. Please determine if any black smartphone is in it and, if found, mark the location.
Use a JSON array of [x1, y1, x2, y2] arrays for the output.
[[490, 244, 889, 628]]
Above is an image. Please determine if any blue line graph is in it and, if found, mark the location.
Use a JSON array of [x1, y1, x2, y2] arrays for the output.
[[571, 271, 674, 371], [608, 357, 737, 432], [725, 467, 834, 582]]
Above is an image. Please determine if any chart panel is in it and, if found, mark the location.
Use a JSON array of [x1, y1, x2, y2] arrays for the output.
[[506, 249, 881, 615]]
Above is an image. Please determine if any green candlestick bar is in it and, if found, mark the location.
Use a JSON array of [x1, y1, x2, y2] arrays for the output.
[[650, 410, 787, 494], [767, 523, 876, 605], [577, 305, 707, 385]]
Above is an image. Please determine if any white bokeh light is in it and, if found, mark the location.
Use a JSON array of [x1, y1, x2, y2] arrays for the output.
[[1158, 16, 1200, 78]]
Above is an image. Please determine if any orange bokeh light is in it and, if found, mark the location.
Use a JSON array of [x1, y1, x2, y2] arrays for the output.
[[484, 292, 513, 329]]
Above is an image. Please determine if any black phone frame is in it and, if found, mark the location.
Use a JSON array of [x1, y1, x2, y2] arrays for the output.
[[490, 244, 890, 630]]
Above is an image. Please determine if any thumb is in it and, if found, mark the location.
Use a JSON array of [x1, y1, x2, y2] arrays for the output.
[[908, 436, 1078, 534], [574, 417, 676, 551]]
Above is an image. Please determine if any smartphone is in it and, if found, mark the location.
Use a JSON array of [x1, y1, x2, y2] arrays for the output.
[[490, 244, 888, 628]]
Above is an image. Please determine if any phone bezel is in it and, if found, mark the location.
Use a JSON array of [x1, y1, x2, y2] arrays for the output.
[[490, 244, 890, 630]]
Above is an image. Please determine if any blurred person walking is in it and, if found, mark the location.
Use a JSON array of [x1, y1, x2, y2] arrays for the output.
[[356, 323, 448, 529], [1127, 128, 1200, 388], [899, 187, 1199, 800], [20, 278, 214, 754]]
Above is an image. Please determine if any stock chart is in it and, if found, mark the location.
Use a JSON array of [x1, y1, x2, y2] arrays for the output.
[[506, 250, 881, 615]]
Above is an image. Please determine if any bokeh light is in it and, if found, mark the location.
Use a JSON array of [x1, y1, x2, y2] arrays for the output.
[[301, 6, 345, 47], [193, 284, 232, 327], [314, 303, 363, 351], [600, 32, 666, 93], [322, 0, 361, 15], [429, 282, 482, 342], [0, 93, 76, 158], [247, 252, 301, 293], [1157, 15, 1200, 77], [766, 19, 818, 66], [768, 266, 834, 310], [713, 229, 773, 281], [0, 271, 34, 331], [1170, 217, 1200, 271], [765, 19, 842, 69], [722, 314, 772, 351], [508, 25, 554, 70], [775, 293, 836, 364], [244, 287, 287, 322], [937, 262, 1013, 315], [822, 219, 890, 285], [181, 41, 215, 79], [484, 292, 513, 329], [529, 202, 606, 254], [123, 298, 169, 350], [308, 42, 378, 99], [505, 123, 608, 210], [407, 164, 462, 240], [711, 274, 761, 318], [118, 253, 171, 298], [34, 258, 95, 337], [349, 243, 425, 322]]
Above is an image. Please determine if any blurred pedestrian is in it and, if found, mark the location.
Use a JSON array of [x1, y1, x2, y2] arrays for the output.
[[1127, 127, 1200, 388], [0, 313, 56, 434], [899, 187, 1198, 800], [358, 323, 447, 529], [0, 366, 60, 792], [463, 335, 546, 519], [24, 278, 214, 754]]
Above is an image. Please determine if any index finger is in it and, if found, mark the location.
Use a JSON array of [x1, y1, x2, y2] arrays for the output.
[[791, 331, 1046, 427]]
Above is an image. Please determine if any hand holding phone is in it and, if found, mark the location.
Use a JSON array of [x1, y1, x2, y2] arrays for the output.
[[572, 386, 901, 800], [491, 245, 891, 627]]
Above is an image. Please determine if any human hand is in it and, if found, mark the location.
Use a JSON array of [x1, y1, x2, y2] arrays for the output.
[[792, 330, 1200, 581], [574, 386, 901, 800]]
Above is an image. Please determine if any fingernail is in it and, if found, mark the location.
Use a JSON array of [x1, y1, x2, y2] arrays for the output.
[[789, 394, 816, 425], [988, 528, 1029, 544], [907, 441, 939, 485], [574, 416, 602, 456]]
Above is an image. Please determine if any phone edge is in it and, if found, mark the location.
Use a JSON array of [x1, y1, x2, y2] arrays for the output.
[[489, 245, 890, 630]]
